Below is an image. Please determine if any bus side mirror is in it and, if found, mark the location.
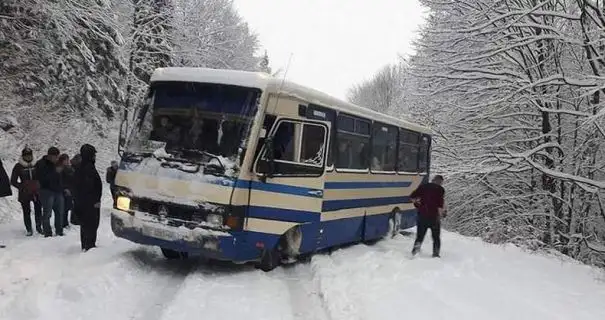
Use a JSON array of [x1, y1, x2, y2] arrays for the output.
[[257, 137, 275, 182]]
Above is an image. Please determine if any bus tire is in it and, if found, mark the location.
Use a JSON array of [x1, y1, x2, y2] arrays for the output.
[[387, 212, 401, 238], [161, 248, 189, 260], [256, 245, 282, 272]]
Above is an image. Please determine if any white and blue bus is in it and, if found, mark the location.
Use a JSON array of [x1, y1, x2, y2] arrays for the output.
[[111, 67, 432, 271]]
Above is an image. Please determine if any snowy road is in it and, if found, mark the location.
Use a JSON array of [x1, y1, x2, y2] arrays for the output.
[[1, 209, 605, 320]]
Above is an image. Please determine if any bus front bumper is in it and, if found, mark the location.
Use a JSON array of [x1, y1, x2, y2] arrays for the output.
[[110, 209, 239, 261]]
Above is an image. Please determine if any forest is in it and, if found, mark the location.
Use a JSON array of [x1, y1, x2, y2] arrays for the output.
[[351, 0, 605, 267]]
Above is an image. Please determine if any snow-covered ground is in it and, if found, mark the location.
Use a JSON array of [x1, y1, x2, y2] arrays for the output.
[[1, 209, 604, 320]]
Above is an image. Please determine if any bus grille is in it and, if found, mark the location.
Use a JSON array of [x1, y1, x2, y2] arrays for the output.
[[131, 198, 199, 221]]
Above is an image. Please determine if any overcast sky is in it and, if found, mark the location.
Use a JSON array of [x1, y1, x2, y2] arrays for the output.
[[233, 0, 427, 100]]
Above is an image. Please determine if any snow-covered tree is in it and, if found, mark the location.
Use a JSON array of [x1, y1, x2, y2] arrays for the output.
[[395, 0, 605, 266], [171, 0, 261, 71], [347, 62, 406, 113]]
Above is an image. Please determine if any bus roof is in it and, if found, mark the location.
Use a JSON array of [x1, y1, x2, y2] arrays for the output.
[[150, 67, 432, 135]]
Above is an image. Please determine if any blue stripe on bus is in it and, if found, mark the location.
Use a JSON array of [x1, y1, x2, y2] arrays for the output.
[[247, 181, 322, 198], [247, 206, 319, 223], [324, 181, 412, 189], [322, 196, 410, 212]]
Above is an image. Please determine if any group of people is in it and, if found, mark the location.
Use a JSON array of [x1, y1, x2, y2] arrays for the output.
[[0, 144, 109, 252]]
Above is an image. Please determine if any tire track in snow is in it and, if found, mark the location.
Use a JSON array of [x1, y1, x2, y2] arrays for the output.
[[125, 250, 196, 320], [279, 261, 332, 320]]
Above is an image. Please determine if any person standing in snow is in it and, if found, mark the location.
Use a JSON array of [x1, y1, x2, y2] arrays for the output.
[[0, 157, 12, 248], [35, 147, 65, 237], [10, 147, 43, 236], [59, 154, 74, 229], [69, 154, 82, 225], [0, 158, 13, 199], [410, 175, 447, 257], [74, 144, 102, 251], [105, 160, 118, 207]]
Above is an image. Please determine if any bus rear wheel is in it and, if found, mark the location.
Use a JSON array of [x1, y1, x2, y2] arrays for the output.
[[387, 213, 401, 238], [161, 248, 189, 260]]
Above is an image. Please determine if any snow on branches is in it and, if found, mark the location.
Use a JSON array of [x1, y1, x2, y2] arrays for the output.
[[354, 0, 605, 266]]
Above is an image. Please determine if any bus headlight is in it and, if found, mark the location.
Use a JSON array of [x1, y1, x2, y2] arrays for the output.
[[116, 196, 131, 212], [206, 214, 223, 226]]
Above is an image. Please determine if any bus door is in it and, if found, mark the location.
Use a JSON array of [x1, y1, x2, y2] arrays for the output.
[[250, 116, 331, 253]]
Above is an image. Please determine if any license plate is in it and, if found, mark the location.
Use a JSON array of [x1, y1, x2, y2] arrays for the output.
[[142, 225, 176, 241]]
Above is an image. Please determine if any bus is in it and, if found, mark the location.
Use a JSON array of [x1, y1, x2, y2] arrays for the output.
[[111, 67, 432, 271]]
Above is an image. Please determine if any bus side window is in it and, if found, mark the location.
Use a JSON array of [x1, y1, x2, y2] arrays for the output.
[[257, 120, 327, 176], [335, 114, 370, 170], [398, 129, 420, 172], [371, 123, 397, 172], [418, 135, 430, 172]]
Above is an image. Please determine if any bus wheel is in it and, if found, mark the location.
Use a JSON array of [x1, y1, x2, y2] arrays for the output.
[[387, 213, 401, 238], [256, 244, 283, 272], [161, 248, 189, 260]]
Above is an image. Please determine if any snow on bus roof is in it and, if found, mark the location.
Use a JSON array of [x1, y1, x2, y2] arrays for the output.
[[151, 67, 432, 134]]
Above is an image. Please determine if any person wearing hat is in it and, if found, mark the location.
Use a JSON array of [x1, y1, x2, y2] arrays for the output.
[[106, 160, 119, 207], [35, 146, 65, 237], [410, 175, 447, 258], [10, 147, 43, 236], [74, 144, 102, 251]]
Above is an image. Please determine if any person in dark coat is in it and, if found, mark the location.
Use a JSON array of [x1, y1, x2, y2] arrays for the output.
[[0, 158, 12, 198], [35, 147, 65, 237], [74, 144, 102, 251], [10, 147, 43, 235], [105, 160, 118, 206], [59, 154, 74, 228], [69, 154, 82, 225], [410, 175, 447, 257]]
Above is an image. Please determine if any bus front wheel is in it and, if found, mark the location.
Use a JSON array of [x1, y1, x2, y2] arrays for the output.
[[257, 244, 283, 272]]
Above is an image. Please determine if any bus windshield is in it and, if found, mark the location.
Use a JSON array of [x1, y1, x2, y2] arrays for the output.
[[125, 81, 261, 171]]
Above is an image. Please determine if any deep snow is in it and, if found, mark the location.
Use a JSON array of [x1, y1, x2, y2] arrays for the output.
[[1, 209, 604, 320]]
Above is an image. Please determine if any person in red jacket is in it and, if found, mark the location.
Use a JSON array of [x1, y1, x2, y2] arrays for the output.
[[410, 175, 446, 257]]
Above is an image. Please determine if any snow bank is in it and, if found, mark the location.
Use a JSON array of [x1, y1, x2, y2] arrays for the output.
[[309, 231, 605, 320]]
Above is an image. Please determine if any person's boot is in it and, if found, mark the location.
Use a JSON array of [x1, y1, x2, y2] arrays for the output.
[[412, 243, 421, 255], [432, 244, 440, 258], [26, 230, 33, 237]]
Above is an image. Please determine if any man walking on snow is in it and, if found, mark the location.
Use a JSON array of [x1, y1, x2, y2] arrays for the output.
[[11, 147, 43, 236], [36, 147, 65, 237], [410, 175, 446, 257], [74, 144, 102, 252]]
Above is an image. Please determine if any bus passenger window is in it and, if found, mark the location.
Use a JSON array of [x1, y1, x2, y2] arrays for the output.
[[335, 114, 370, 170], [371, 123, 397, 172], [418, 136, 430, 172], [398, 129, 420, 172]]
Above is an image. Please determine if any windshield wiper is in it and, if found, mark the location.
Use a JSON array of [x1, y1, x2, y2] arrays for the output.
[[122, 151, 154, 163], [157, 157, 202, 174], [178, 149, 226, 173]]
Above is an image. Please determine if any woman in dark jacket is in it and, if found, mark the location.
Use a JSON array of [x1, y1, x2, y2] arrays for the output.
[[10, 148, 42, 235], [0, 158, 12, 198]]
